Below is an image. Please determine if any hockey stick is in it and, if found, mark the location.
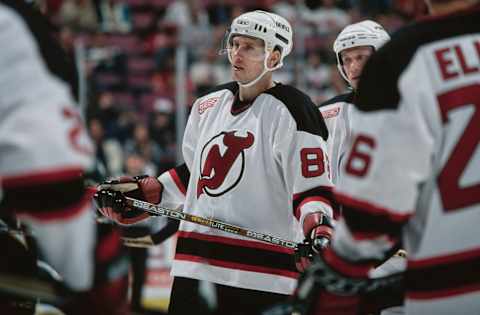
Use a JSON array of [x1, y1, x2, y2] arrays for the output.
[[123, 197, 299, 250]]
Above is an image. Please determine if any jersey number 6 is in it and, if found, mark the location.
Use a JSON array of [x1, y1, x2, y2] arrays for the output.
[[345, 134, 376, 178]]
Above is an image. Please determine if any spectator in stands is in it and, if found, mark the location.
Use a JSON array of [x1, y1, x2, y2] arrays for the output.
[[98, 0, 131, 33], [305, 50, 339, 104], [124, 153, 157, 177], [206, 0, 233, 26], [163, 0, 211, 60], [190, 47, 230, 95], [304, 0, 350, 36], [151, 25, 177, 72], [272, 0, 298, 22], [89, 118, 124, 177], [58, 0, 98, 32], [149, 98, 177, 173], [124, 124, 164, 171]]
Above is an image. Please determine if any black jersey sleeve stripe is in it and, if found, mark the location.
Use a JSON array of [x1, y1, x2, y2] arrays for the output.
[[293, 186, 339, 219], [317, 92, 355, 108], [341, 204, 404, 240], [265, 84, 329, 140], [197, 81, 239, 99], [169, 163, 190, 195], [1, 173, 86, 214], [407, 249, 480, 298]]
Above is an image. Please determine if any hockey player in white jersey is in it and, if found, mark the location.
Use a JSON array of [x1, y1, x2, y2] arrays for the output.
[[0, 2, 128, 314], [96, 10, 337, 315], [319, 20, 390, 184], [295, 0, 480, 314], [282, 19, 406, 315]]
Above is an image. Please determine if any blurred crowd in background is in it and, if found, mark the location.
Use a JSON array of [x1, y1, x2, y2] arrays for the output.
[[34, 0, 427, 180]]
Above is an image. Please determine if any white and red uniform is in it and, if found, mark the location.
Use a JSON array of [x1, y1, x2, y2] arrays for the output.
[[319, 92, 355, 184], [158, 82, 336, 294], [327, 5, 480, 315], [0, 3, 95, 291]]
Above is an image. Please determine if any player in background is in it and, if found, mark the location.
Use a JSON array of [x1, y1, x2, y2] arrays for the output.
[[318, 20, 390, 184], [314, 19, 410, 315], [0, 2, 128, 314], [95, 10, 337, 315], [299, 0, 480, 314]]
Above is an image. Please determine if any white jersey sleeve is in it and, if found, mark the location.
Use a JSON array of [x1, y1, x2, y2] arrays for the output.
[[273, 99, 335, 225]]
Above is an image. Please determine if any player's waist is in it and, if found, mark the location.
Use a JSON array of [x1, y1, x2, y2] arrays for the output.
[[174, 230, 298, 279]]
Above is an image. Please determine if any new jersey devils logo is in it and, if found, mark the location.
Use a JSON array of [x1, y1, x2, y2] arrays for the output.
[[197, 131, 255, 198]]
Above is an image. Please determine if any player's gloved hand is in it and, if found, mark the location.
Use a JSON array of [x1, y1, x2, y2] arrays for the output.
[[290, 255, 362, 315], [94, 175, 163, 224], [295, 212, 333, 272]]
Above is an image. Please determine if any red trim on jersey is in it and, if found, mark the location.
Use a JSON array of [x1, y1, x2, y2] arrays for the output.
[[407, 283, 480, 300], [175, 253, 299, 279], [16, 189, 93, 221], [335, 192, 411, 223], [322, 247, 372, 278], [169, 169, 187, 195], [408, 247, 480, 269], [294, 196, 332, 221], [177, 231, 294, 254], [2, 166, 84, 188]]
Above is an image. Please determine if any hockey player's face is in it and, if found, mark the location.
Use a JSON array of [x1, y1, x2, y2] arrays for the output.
[[340, 46, 374, 89], [229, 36, 266, 83]]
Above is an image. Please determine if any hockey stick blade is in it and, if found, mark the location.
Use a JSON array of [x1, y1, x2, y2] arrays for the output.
[[124, 197, 299, 250]]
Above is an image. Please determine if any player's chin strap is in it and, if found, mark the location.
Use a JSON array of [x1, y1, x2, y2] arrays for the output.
[[238, 48, 283, 88]]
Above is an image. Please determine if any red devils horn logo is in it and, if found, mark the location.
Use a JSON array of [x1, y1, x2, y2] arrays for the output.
[[197, 131, 254, 198]]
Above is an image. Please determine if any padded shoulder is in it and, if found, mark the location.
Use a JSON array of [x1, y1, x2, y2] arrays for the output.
[[265, 84, 328, 140]]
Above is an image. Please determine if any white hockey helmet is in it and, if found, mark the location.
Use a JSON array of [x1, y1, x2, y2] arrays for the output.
[[333, 20, 390, 84], [222, 10, 293, 87]]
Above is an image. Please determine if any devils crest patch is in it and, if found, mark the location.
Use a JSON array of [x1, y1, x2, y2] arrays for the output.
[[197, 131, 254, 198]]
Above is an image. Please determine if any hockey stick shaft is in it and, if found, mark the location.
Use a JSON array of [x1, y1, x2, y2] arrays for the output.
[[124, 197, 299, 250]]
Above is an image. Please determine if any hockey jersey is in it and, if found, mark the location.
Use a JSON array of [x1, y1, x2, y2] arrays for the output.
[[0, 4, 94, 290], [318, 92, 354, 184], [330, 5, 480, 314], [158, 82, 335, 294]]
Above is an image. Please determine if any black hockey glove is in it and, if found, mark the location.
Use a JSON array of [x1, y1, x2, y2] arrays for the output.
[[94, 175, 162, 224], [295, 212, 334, 272]]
